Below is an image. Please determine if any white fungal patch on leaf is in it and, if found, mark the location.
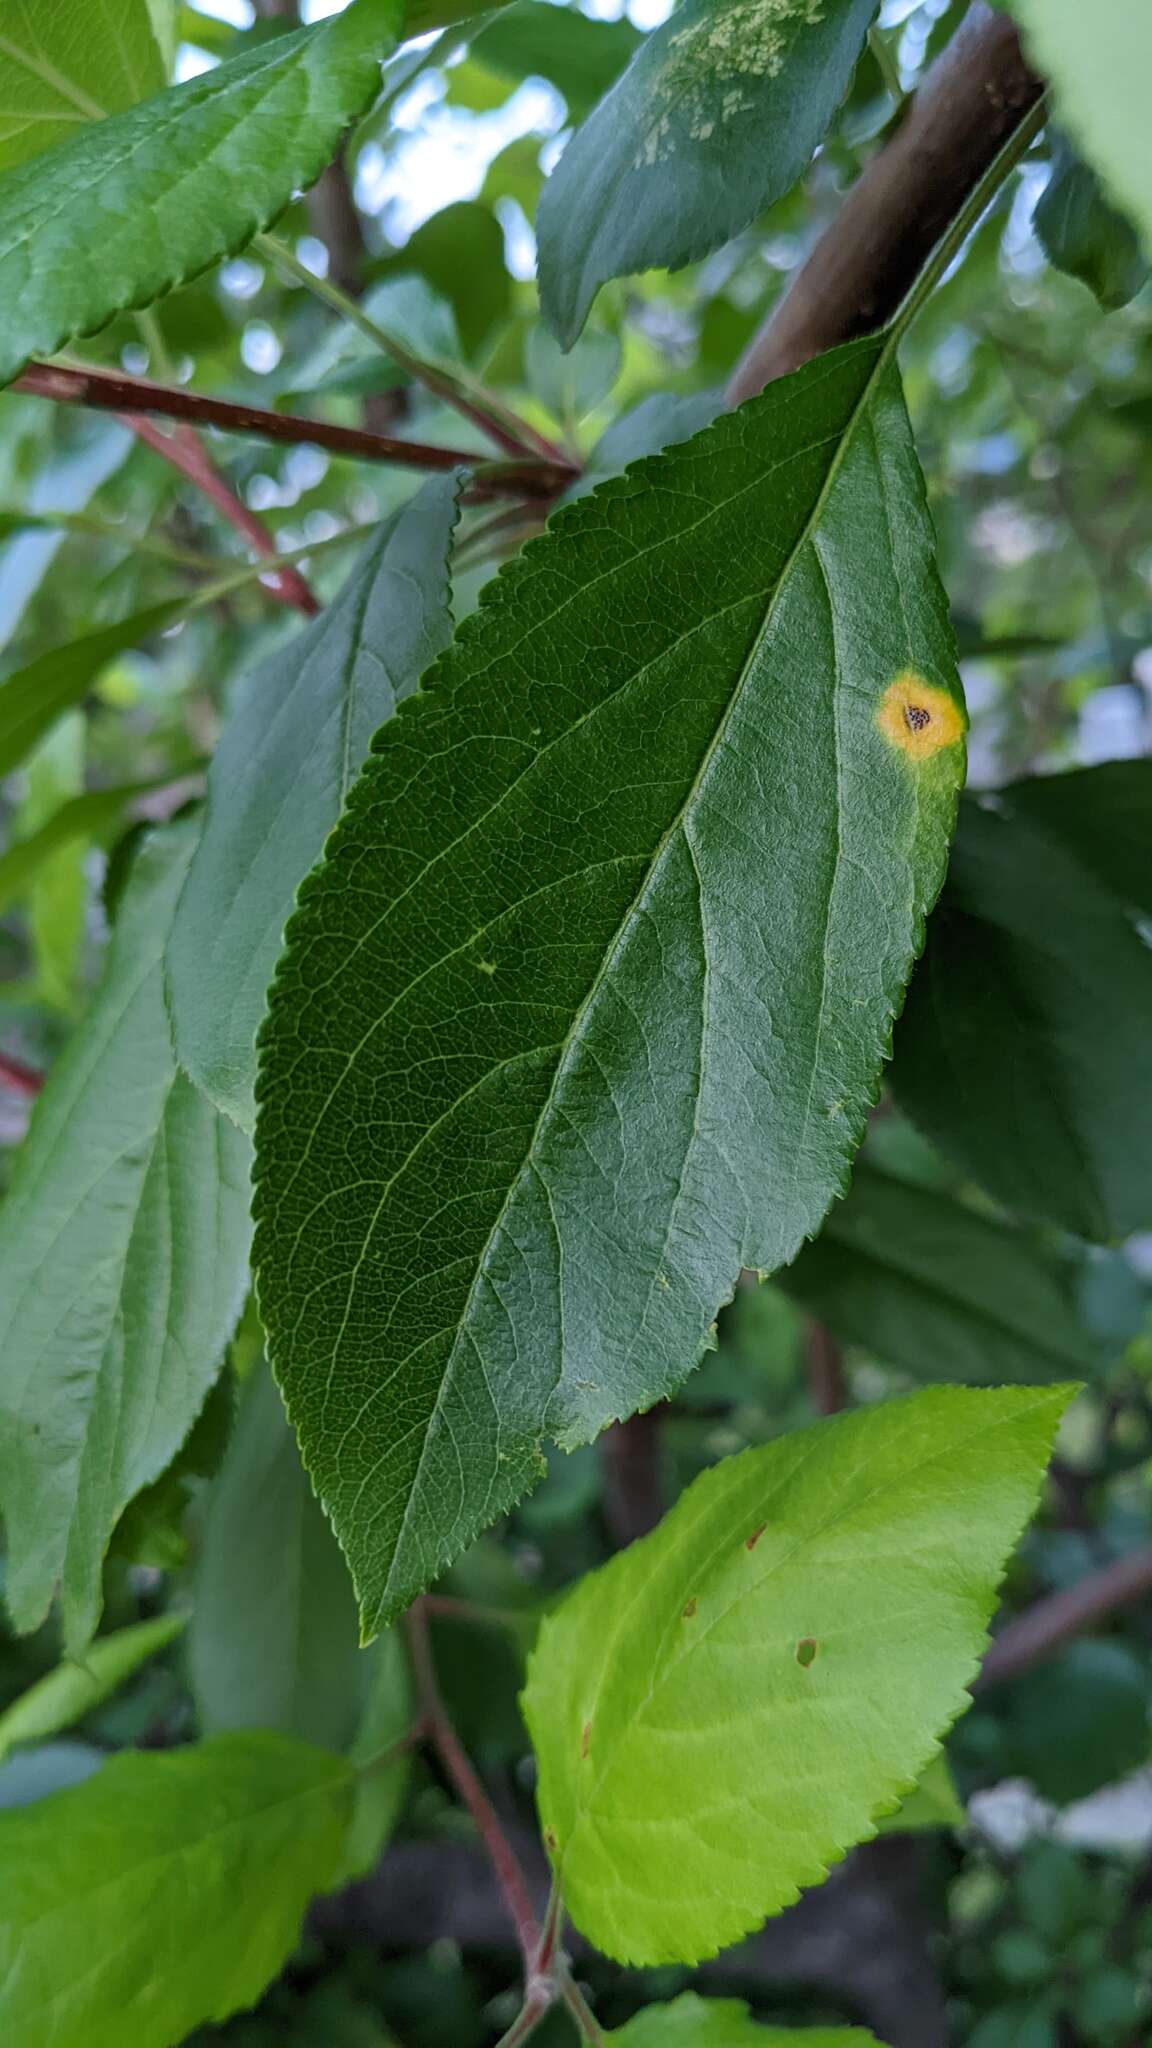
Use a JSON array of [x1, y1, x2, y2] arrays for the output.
[[636, 0, 826, 168]]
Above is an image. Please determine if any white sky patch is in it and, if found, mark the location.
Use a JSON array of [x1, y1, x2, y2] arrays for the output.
[[356, 80, 564, 240]]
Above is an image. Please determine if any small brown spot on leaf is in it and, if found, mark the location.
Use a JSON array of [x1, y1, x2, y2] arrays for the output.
[[745, 1523, 767, 1551], [544, 1827, 558, 1853], [682, 1597, 698, 1619], [580, 1721, 591, 1759], [796, 1637, 818, 1668]]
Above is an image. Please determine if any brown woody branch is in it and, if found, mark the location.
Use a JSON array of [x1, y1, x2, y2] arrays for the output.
[[727, 2, 1044, 402], [977, 1543, 1152, 1690]]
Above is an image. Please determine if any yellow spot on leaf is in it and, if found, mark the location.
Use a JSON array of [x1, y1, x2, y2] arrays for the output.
[[876, 672, 965, 763]]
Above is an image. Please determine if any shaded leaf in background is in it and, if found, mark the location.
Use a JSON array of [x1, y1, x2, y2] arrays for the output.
[[0, 599, 181, 779], [254, 333, 966, 1638], [1034, 135, 1148, 311], [470, 2, 641, 119], [168, 474, 461, 1131], [341, 1627, 413, 1880], [996, 1640, 1152, 1806], [0, 1732, 354, 2048], [0, 777, 174, 915], [0, 0, 401, 389], [524, 1386, 1069, 1964], [525, 322, 621, 429], [0, 421, 131, 658], [16, 711, 86, 1013], [892, 786, 1152, 1242], [609, 1995, 877, 2044], [568, 389, 724, 500], [0, 1613, 186, 1764], [781, 1162, 1099, 1386], [371, 201, 509, 357], [190, 1364, 366, 1752], [1007, 759, 1152, 919], [537, 0, 878, 348], [1009, 1, 1152, 257], [280, 275, 461, 408], [0, 820, 252, 1646], [872, 1750, 964, 1835], [0, 0, 166, 172]]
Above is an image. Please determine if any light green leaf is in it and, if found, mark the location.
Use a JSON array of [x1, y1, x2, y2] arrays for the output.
[[892, 784, 1152, 1242], [872, 1750, 964, 1835], [0, 601, 181, 779], [253, 332, 967, 1638], [190, 1364, 366, 1752], [537, 0, 878, 348], [1009, 0, 1152, 256], [523, 1384, 1071, 1964], [0, 1613, 186, 1763], [0, 778, 173, 915], [780, 1161, 1100, 1385], [17, 712, 86, 1014], [168, 475, 461, 1131], [0, 820, 252, 1647], [0, 0, 166, 172], [1034, 134, 1148, 310], [341, 1627, 414, 1879], [0, 0, 401, 391], [0, 1731, 353, 2048], [610, 1998, 877, 2046]]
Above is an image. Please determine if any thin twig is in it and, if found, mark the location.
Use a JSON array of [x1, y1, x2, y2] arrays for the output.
[[976, 1544, 1152, 1690], [121, 413, 318, 615], [404, 1598, 541, 1967], [0, 1051, 44, 1096], [558, 1970, 607, 2045], [599, 1408, 665, 1547], [805, 1320, 848, 1416]]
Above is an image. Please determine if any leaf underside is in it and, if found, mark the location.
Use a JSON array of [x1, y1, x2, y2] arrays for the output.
[[253, 332, 967, 1638]]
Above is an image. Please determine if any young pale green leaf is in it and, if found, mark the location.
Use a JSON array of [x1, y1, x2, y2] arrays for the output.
[[0, 1731, 353, 2048], [892, 785, 1152, 1242], [1009, 1, 1152, 256], [0, 0, 401, 391], [0, 1613, 186, 1763], [872, 1750, 964, 1836], [537, 0, 878, 348], [253, 333, 967, 1638], [190, 1365, 366, 1752], [0, 0, 166, 172], [0, 820, 252, 1648], [168, 476, 461, 1131], [523, 1384, 1072, 1964], [610, 1999, 876, 2046], [1034, 135, 1149, 310], [0, 600, 181, 778], [780, 1162, 1100, 1385]]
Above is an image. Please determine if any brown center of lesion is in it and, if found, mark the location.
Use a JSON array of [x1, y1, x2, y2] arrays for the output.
[[904, 703, 932, 733]]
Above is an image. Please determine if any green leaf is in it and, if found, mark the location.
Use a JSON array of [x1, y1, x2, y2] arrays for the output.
[[0, 422, 132, 659], [168, 476, 461, 1132], [17, 712, 87, 1014], [609, 1997, 877, 2046], [0, 778, 172, 915], [0, 1613, 186, 1763], [0, 0, 401, 391], [780, 1161, 1100, 1385], [190, 1364, 367, 1751], [0, 820, 252, 1647], [1005, 760, 1152, 920], [341, 1627, 414, 1879], [525, 322, 621, 428], [1009, 0, 1152, 256], [537, 0, 878, 348], [892, 786, 1152, 1242], [0, 1731, 354, 2048], [523, 1384, 1071, 1964], [0, 601, 181, 779], [253, 332, 966, 1638], [872, 1750, 964, 1835], [1034, 134, 1149, 310], [372, 200, 510, 357], [0, 0, 166, 172], [470, 2, 641, 119]]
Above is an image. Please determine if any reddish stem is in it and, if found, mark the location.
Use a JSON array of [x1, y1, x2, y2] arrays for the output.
[[404, 1598, 541, 1968], [977, 1543, 1152, 1690], [0, 1050, 44, 1096], [121, 413, 318, 615]]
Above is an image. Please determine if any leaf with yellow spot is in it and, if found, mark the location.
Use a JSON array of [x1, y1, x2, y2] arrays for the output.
[[253, 331, 967, 1639], [523, 1385, 1072, 1964]]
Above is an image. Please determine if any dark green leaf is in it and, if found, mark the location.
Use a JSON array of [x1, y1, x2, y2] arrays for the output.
[[1034, 135, 1148, 310], [1006, 759, 1152, 919], [372, 201, 509, 356], [168, 476, 461, 1131], [781, 1161, 1100, 1385], [470, 3, 641, 119], [254, 333, 966, 1637], [0, 820, 252, 1647], [0, 0, 401, 390], [537, 0, 878, 347], [524, 1385, 1070, 1963], [0, 601, 180, 778], [997, 1640, 1151, 1804], [892, 785, 1152, 1242], [0, 0, 165, 172], [0, 1732, 354, 2048], [190, 1364, 366, 1751]]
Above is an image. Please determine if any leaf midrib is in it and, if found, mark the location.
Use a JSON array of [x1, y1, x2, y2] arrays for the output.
[[382, 338, 894, 1602]]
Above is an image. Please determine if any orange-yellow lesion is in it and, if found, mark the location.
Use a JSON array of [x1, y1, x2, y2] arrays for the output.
[[876, 671, 966, 763]]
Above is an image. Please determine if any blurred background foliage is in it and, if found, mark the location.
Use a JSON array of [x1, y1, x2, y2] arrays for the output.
[[1, 2, 1151, 2044]]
